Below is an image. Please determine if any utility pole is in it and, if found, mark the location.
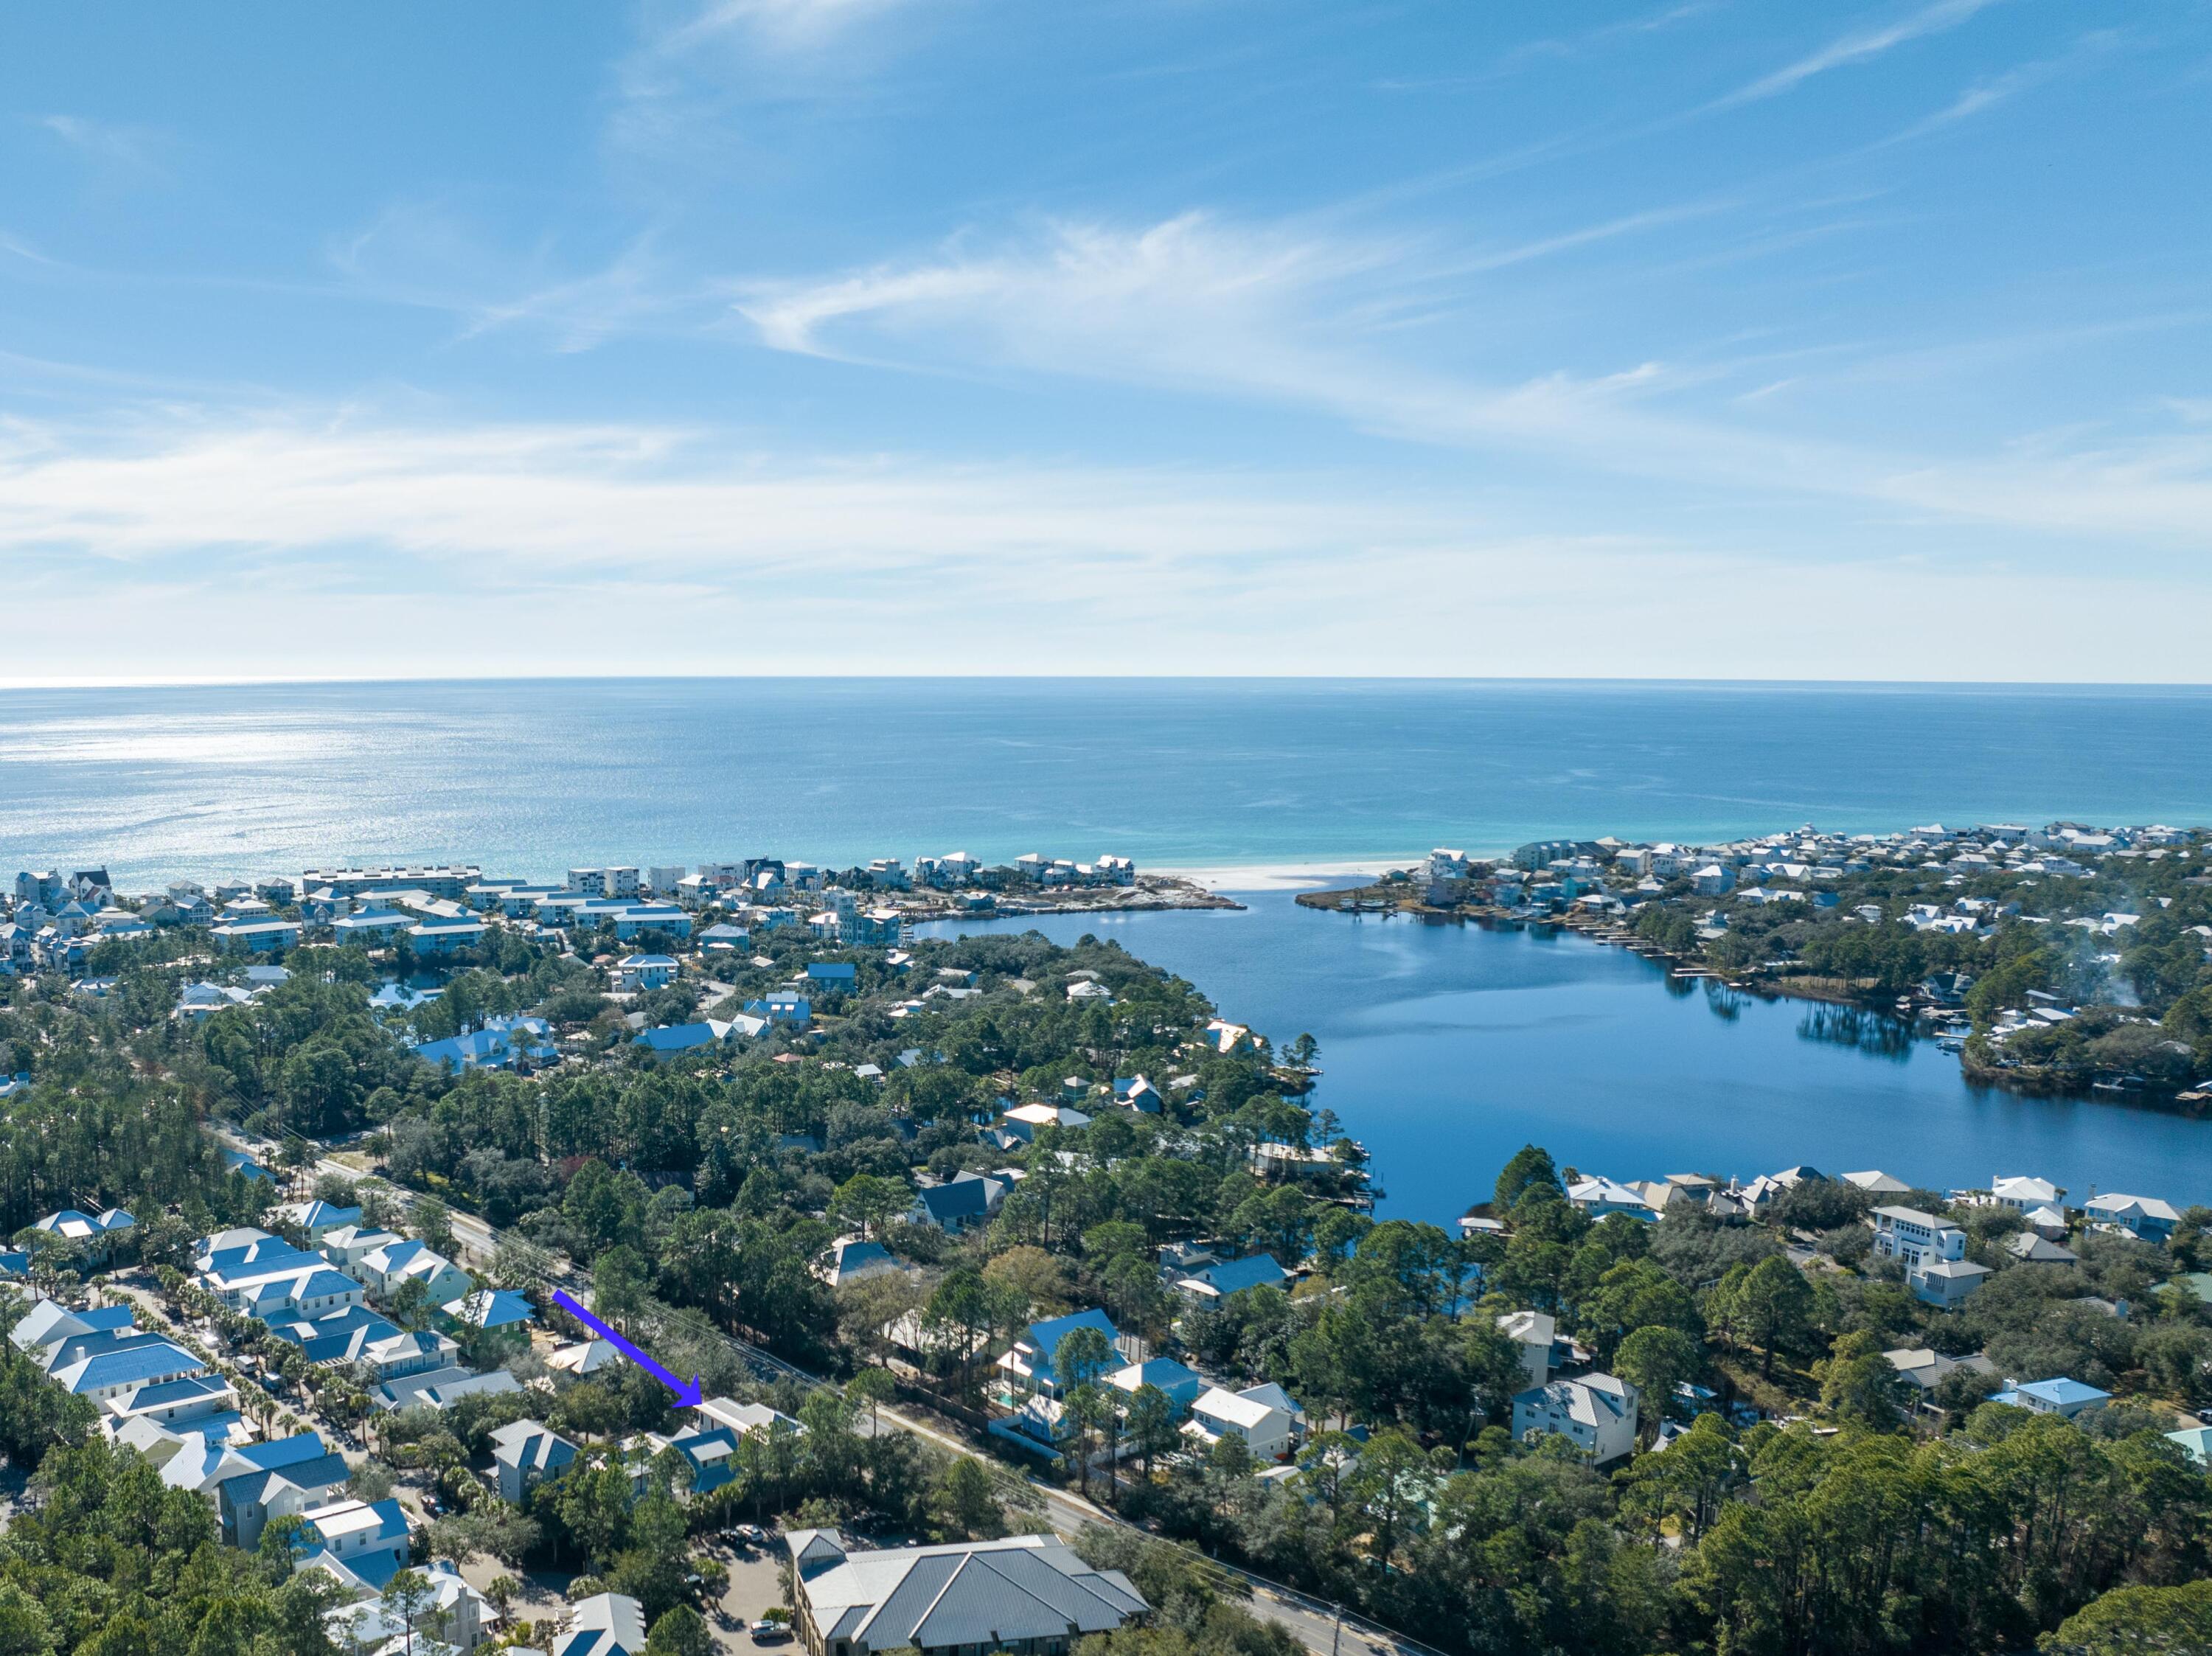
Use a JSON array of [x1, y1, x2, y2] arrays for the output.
[[1330, 1604, 1344, 1656]]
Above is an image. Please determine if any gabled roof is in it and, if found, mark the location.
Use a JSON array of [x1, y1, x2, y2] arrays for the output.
[[490, 1418, 579, 1473], [555, 1592, 650, 1656], [442, 1287, 535, 1329], [793, 1534, 1147, 1653], [914, 1180, 993, 1223], [1181, 1254, 1286, 1298]]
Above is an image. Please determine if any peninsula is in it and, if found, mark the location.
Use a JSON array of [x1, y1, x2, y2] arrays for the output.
[[1301, 819, 2212, 1107]]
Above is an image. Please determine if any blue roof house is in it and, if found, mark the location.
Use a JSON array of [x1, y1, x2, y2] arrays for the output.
[[999, 1309, 1125, 1400], [1175, 1254, 1288, 1302], [746, 992, 811, 1029], [1992, 1377, 2111, 1419], [1108, 1357, 1206, 1415], [805, 961, 858, 994]]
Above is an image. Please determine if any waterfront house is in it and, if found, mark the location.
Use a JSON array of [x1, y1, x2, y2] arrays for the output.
[[1512, 1373, 1638, 1464], [1566, 1176, 1659, 1221], [490, 1418, 579, 1503], [785, 1530, 1148, 1656], [1841, 1170, 1913, 1194], [1992, 1377, 2110, 1419], [1172, 1253, 1287, 1302], [2084, 1192, 2182, 1242], [1990, 1175, 2067, 1212]]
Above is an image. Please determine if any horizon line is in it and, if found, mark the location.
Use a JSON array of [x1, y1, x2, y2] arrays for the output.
[[4, 672, 2212, 693]]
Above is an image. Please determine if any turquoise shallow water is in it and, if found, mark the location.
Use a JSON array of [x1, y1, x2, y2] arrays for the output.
[[7, 676, 2210, 1216], [3, 678, 2211, 882], [922, 897, 2212, 1224]]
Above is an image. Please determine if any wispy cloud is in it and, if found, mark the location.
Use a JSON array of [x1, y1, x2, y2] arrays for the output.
[[732, 210, 2212, 551], [1717, 0, 2006, 108], [28, 114, 167, 174], [1874, 29, 2123, 145]]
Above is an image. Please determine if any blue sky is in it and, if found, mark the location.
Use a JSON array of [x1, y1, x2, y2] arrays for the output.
[[4, 1, 2209, 681]]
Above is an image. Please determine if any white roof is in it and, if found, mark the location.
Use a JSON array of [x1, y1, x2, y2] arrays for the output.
[[1191, 1386, 1284, 1430]]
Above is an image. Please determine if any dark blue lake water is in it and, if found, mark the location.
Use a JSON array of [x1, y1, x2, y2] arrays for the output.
[[922, 897, 2212, 1223]]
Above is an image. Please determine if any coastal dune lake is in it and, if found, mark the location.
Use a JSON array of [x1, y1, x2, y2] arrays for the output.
[[5, 676, 2211, 1222], [925, 897, 2212, 1225]]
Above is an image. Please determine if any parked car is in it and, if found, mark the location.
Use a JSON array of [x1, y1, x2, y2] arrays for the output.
[[750, 1622, 792, 1643]]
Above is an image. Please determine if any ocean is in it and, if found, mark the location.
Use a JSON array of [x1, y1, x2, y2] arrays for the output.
[[4, 678, 2211, 883], [6, 676, 2209, 1220]]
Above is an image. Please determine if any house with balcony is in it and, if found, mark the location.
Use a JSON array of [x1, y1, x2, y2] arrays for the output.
[[1511, 1372, 1639, 1464]]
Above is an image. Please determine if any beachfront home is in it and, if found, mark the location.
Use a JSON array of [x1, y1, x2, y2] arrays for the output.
[[785, 1531, 1148, 1656], [1512, 1373, 1639, 1465]]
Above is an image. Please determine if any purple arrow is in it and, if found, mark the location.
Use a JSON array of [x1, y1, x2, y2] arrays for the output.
[[550, 1288, 703, 1407]]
